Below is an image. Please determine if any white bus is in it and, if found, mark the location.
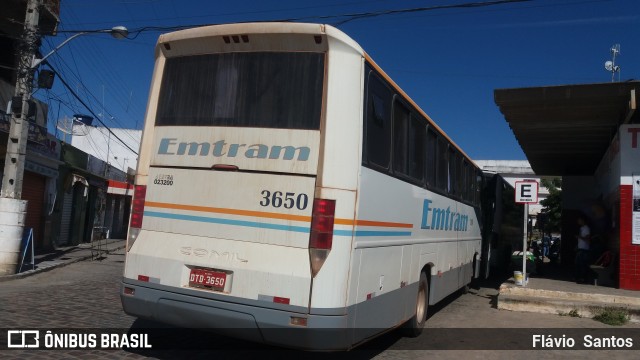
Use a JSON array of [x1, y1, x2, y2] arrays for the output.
[[121, 22, 483, 350]]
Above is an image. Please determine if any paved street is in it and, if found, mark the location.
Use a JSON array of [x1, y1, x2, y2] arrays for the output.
[[0, 251, 638, 359]]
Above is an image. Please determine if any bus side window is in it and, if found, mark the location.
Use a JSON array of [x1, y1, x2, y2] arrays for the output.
[[371, 96, 385, 126], [476, 169, 483, 205], [393, 99, 409, 176], [365, 72, 392, 169], [462, 159, 470, 202], [392, 101, 425, 185], [456, 153, 464, 199], [436, 137, 448, 192], [426, 129, 437, 188], [408, 114, 425, 182], [448, 148, 457, 195], [466, 161, 474, 203]]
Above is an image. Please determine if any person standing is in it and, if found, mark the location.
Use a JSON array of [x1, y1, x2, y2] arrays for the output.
[[542, 236, 551, 258], [575, 216, 591, 284]]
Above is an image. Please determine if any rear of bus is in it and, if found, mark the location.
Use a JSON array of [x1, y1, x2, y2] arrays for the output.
[[120, 23, 365, 350]]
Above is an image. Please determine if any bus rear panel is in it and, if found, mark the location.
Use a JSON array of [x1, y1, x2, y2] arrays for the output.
[[121, 23, 483, 351], [121, 24, 359, 349]]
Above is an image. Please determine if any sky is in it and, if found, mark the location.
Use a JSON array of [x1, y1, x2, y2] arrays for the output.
[[37, 0, 640, 161]]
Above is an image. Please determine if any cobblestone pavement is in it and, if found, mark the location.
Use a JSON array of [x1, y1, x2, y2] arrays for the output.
[[0, 252, 638, 359]]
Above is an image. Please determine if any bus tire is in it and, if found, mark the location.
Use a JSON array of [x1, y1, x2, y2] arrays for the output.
[[460, 283, 470, 294], [403, 271, 428, 337]]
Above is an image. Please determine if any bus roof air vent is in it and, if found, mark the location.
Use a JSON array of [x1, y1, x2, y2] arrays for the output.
[[223, 35, 249, 44]]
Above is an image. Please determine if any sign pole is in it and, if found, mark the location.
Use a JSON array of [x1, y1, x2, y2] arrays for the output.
[[0, 0, 41, 275], [515, 179, 539, 287], [522, 203, 528, 287]]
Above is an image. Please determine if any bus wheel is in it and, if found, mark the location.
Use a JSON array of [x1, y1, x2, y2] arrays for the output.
[[404, 271, 428, 337], [460, 283, 470, 294]]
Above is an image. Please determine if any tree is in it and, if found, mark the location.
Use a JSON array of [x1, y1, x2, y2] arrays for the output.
[[538, 178, 562, 236]]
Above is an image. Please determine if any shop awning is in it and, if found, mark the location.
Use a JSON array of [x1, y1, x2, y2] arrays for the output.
[[495, 81, 639, 175]]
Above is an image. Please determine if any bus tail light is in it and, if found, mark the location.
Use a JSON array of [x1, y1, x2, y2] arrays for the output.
[[309, 198, 335, 277], [123, 287, 135, 296], [290, 316, 308, 327], [127, 185, 147, 251]]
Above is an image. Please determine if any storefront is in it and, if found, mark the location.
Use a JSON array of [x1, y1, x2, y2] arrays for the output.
[[54, 144, 109, 246], [53, 143, 130, 246], [1, 118, 61, 252], [105, 180, 133, 239]]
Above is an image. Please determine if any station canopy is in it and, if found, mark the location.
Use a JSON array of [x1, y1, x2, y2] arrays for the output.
[[495, 81, 639, 176]]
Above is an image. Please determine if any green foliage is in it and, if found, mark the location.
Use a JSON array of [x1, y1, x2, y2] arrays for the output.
[[593, 308, 629, 326], [539, 178, 562, 235]]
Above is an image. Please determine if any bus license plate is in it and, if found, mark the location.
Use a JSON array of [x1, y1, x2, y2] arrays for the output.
[[189, 268, 227, 290]]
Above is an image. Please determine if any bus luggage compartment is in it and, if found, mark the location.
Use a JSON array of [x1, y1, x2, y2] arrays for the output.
[[126, 168, 316, 308]]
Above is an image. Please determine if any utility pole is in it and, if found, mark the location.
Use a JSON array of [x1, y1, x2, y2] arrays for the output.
[[0, 0, 42, 275]]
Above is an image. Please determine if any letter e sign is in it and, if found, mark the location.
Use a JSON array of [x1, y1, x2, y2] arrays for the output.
[[515, 180, 539, 204]]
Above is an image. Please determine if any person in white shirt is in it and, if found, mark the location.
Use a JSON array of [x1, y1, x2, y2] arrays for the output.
[[575, 216, 591, 284]]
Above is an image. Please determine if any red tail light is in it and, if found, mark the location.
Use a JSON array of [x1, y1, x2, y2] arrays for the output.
[[309, 198, 335, 278], [130, 185, 147, 228], [309, 199, 335, 250]]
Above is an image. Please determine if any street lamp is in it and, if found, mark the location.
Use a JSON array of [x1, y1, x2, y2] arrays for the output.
[[32, 26, 129, 69], [0, 0, 129, 275]]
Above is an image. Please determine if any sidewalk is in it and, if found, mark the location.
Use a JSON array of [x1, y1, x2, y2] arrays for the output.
[[0, 238, 127, 283], [497, 261, 640, 322]]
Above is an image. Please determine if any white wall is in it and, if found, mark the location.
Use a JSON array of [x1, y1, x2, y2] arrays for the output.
[[71, 124, 141, 174]]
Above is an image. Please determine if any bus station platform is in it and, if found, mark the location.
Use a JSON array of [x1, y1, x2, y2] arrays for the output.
[[497, 263, 640, 323], [0, 238, 127, 282]]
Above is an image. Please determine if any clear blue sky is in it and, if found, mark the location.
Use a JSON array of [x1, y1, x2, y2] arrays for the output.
[[38, 0, 640, 160]]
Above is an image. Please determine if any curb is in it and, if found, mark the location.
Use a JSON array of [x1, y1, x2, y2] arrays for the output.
[[0, 245, 126, 283], [500, 283, 640, 306], [498, 282, 640, 323]]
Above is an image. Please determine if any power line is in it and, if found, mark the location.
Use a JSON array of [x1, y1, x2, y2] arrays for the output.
[[56, 0, 538, 35], [53, 0, 617, 38], [45, 64, 139, 155], [41, 37, 142, 144], [40, 12, 144, 129], [42, 31, 146, 133], [57, 8, 147, 123], [55, 0, 389, 28], [324, 0, 536, 26]]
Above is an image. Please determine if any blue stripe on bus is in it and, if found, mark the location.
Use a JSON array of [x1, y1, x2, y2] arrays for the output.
[[334, 230, 413, 237], [144, 211, 311, 234], [145, 211, 412, 237]]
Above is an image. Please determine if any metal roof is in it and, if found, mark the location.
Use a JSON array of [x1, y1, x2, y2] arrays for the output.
[[494, 81, 639, 176]]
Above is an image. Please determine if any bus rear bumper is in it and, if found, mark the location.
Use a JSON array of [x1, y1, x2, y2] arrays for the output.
[[120, 280, 352, 350]]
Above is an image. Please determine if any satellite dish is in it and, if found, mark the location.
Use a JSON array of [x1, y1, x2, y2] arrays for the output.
[[604, 61, 613, 71]]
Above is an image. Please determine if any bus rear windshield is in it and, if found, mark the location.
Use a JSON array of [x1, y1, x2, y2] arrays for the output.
[[156, 52, 324, 130]]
